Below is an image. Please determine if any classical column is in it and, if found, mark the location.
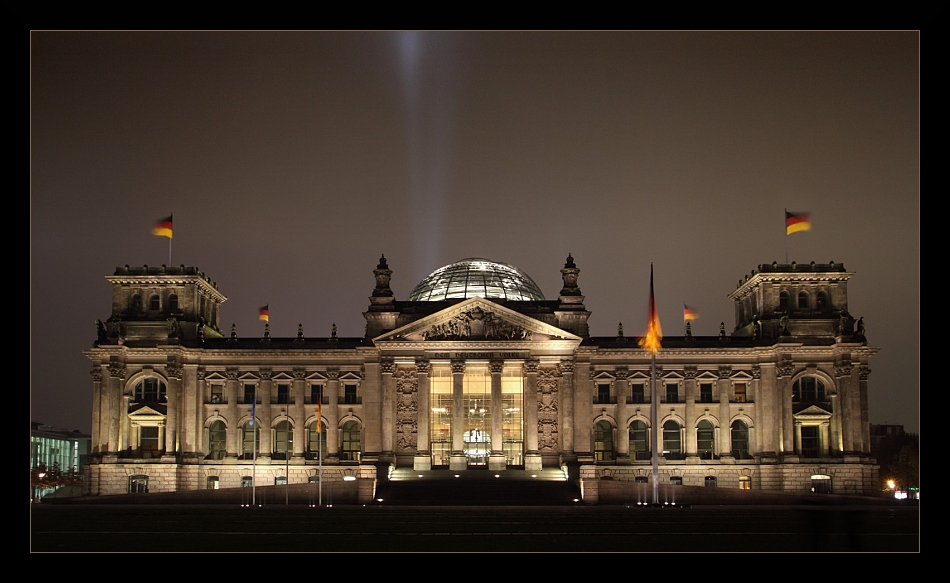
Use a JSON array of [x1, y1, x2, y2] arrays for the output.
[[225, 367, 240, 457], [414, 359, 431, 471], [292, 368, 307, 458], [683, 366, 698, 460], [192, 366, 206, 455], [615, 367, 630, 461], [489, 360, 506, 471], [259, 368, 273, 458], [326, 369, 340, 460], [750, 365, 761, 455], [380, 357, 395, 459], [858, 366, 872, 453], [559, 359, 575, 459], [107, 360, 125, 454], [778, 359, 796, 458], [523, 359, 541, 471], [450, 359, 466, 471], [718, 366, 733, 459], [90, 367, 103, 454]]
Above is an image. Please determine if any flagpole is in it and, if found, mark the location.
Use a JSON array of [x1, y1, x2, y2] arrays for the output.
[[252, 384, 258, 507], [651, 352, 658, 505], [784, 208, 788, 264]]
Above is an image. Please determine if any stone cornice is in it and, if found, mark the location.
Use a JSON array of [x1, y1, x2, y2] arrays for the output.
[[728, 270, 854, 301], [106, 274, 228, 302]]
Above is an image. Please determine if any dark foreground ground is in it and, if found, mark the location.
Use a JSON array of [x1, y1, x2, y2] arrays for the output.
[[31, 503, 918, 552]]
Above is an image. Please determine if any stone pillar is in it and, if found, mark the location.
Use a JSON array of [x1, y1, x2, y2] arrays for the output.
[[750, 365, 762, 454], [858, 366, 871, 453], [414, 359, 431, 471], [683, 366, 698, 460], [259, 368, 272, 458], [107, 360, 125, 453], [559, 359, 575, 459], [164, 359, 182, 456], [574, 361, 592, 459], [380, 357, 395, 459], [778, 359, 796, 459], [192, 366, 205, 455], [225, 367, 240, 457], [523, 359, 541, 470], [615, 367, 630, 461], [489, 360, 506, 470], [718, 366, 733, 458], [90, 367, 103, 454], [450, 359, 466, 470], [292, 368, 307, 458], [326, 369, 340, 459]]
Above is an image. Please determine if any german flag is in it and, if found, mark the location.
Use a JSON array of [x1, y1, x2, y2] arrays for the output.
[[153, 214, 173, 239], [785, 211, 811, 235], [683, 304, 698, 321], [259, 305, 269, 322]]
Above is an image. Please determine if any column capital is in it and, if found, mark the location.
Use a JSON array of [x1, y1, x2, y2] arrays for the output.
[[558, 359, 574, 375], [683, 365, 697, 379], [108, 362, 125, 379], [292, 367, 307, 380], [90, 367, 103, 382], [451, 359, 466, 374], [259, 367, 272, 381], [326, 368, 340, 380], [523, 359, 540, 374], [380, 357, 395, 374], [718, 365, 732, 379], [415, 358, 430, 375], [196, 366, 206, 381], [858, 365, 871, 381], [751, 365, 761, 379], [489, 360, 504, 374], [614, 366, 630, 380], [225, 367, 239, 380]]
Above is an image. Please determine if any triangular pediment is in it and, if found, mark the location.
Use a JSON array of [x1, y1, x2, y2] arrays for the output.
[[128, 404, 167, 419], [374, 297, 581, 345], [793, 404, 833, 418]]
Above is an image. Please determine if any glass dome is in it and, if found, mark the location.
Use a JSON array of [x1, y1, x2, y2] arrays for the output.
[[408, 258, 546, 302]]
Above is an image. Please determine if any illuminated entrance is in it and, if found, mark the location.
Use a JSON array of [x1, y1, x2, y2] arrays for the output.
[[429, 363, 524, 469]]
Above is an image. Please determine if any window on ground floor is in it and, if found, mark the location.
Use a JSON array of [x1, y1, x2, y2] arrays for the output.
[[307, 421, 328, 460], [208, 420, 226, 460], [629, 420, 649, 460], [731, 420, 751, 459], [697, 420, 715, 460], [663, 420, 682, 460], [129, 474, 149, 493], [705, 476, 718, 487], [275, 476, 287, 486], [811, 474, 833, 494], [207, 476, 219, 490], [739, 476, 751, 490], [800, 426, 820, 458], [241, 476, 253, 488], [273, 420, 293, 460], [242, 422, 260, 459], [670, 476, 683, 485], [341, 420, 361, 461], [594, 420, 614, 461]]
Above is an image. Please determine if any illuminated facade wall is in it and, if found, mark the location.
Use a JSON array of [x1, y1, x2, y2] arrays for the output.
[[83, 257, 879, 500]]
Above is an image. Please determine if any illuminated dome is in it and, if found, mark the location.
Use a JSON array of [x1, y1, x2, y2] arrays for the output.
[[408, 258, 545, 302]]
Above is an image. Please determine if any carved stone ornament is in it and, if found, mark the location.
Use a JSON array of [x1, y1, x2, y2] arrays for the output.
[[523, 359, 539, 374], [196, 367, 206, 381], [108, 362, 126, 379], [90, 367, 103, 382], [778, 357, 795, 378], [380, 358, 395, 374], [166, 363, 182, 380], [559, 360, 574, 375], [451, 360, 466, 374], [259, 368, 272, 381], [292, 367, 306, 380], [683, 366, 697, 379], [225, 367, 239, 380], [395, 368, 418, 452], [537, 366, 560, 452], [835, 364, 853, 378], [718, 366, 732, 379], [394, 369, 418, 394], [415, 359, 430, 375], [489, 360, 504, 374], [858, 366, 871, 381], [326, 368, 340, 381], [751, 365, 761, 379], [420, 306, 528, 341]]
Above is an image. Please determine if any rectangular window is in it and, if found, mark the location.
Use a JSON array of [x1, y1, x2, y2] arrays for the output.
[[344, 384, 358, 405], [210, 384, 223, 404], [666, 383, 678, 404], [734, 383, 747, 403], [243, 384, 256, 404], [596, 383, 611, 404], [140, 426, 160, 456], [310, 384, 324, 404], [700, 383, 713, 403], [801, 426, 820, 458], [277, 384, 290, 404], [630, 383, 644, 404]]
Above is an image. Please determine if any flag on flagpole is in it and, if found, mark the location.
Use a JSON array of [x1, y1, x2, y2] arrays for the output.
[[785, 211, 811, 235], [250, 396, 256, 426], [316, 399, 322, 431], [639, 265, 662, 354], [683, 303, 698, 322], [259, 305, 269, 322], [152, 214, 173, 238]]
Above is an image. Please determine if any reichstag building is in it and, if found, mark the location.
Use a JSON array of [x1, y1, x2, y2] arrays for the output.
[[84, 255, 879, 501]]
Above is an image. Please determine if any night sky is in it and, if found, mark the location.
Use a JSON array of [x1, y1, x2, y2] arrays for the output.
[[31, 32, 919, 434]]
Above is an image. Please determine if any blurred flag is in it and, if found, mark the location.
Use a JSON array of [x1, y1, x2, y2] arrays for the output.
[[684, 304, 698, 321], [259, 305, 269, 322], [785, 211, 811, 235], [152, 214, 173, 238], [639, 265, 662, 354]]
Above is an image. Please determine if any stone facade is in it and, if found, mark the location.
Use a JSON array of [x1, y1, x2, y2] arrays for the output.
[[84, 257, 879, 501]]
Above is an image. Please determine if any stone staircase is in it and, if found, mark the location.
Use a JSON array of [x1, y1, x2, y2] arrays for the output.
[[373, 467, 582, 505]]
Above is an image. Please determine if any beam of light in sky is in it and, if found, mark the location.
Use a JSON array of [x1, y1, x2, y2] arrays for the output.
[[397, 32, 457, 284]]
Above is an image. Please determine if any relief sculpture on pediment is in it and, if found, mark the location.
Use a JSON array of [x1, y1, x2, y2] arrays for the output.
[[421, 307, 529, 341]]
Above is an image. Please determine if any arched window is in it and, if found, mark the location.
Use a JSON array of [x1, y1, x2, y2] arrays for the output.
[[731, 420, 751, 459], [798, 291, 809, 309], [697, 420, 715, 460], [779, 291, 789, 311], [341, 420, 361, 461], [663, 420, 682, 460], [168, 293, 179, 313], [149, 294, 160, 311], [629, 420, 649, 460], [208, 421, 226, 460], [273, 420, 293, 460], [792, 376, 826, 402], [594, 420, 614, 461], [308, 421, 328, 460], [134, 378, 167, 402], [241, 422, 260, 459], [816, 291, 828, 310]]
